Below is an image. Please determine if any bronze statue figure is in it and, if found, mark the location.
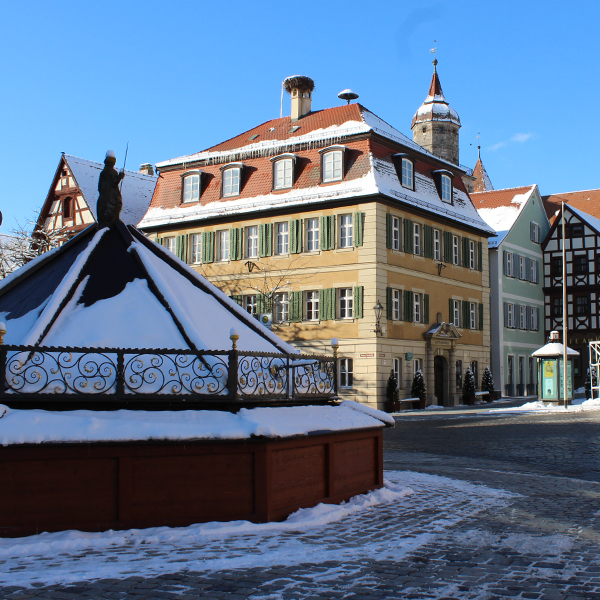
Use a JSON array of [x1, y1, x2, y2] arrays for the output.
[[97, 150, 125, 227]]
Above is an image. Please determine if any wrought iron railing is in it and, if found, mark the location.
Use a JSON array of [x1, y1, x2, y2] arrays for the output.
[[0, 345, 337, 406]]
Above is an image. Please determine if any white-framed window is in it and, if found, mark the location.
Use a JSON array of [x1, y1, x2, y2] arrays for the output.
[[520, 305, 526, 329], [434, 229, 441, 261], [339, 358, 353, 388], [339, 214, 353, 248], [441, 174, 452, 203], [276, 222, 289, 255], [452, 299, 461, 327], [322, 150, 343, 183], [393, 357, 402, 389], [246, 226, 258, 258], [414, 293, 422, 323], [401, 158, 413, 188], [413, 358, 423, 375], [531, 306, 538, 330], [469, 240, 476, 269], [190, 233, 202, 264], [305, 290, 319, 321], [217, 230, 230, 261], [164, 236, 176, 254], [274, 292, 289, 323], [338, 288, 353, 319], [183, 173, 200, 203], [392, 216, 401, 251], [413, 223, 421, 256], [244, 295, 257, 315], [452, 235, 460, 265], [519, 256, 526, 280], [392, 289, 402, 320], [470, 302, 477, 330], [506, 252, 514, 277], [306, 218, 320, 251], [223, 166, 241, 197], [507, 302, 515, 328], [471, 361, 479, 389], [273, 158, 293, 189], [531, 221, 540, 243], [531, 260, 539, 283]]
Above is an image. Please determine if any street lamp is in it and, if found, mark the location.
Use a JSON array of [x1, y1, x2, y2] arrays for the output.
[[373, 300, 384, 335]]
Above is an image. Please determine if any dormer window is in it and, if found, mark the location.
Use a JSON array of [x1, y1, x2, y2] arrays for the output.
[[433, 170, 453, 204], [401, 158, 414, 189], [319, 146, 346, 183], [271, 154, 296, 190], [221, 163, 244, 197], [181, 171, 202, 203]]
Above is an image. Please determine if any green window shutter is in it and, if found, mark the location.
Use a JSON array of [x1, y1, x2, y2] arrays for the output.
[[462, 300, 470, 328], [320, 216, 327, 251], [423, 225, 433, 259], [386, 214, 392, 249], [353, 286, 363, 319], [156, 237, 162, 246], [326, 215, 335, 250], [289, 291, 303, 322], [354, 212, 363, 247], [443, 231, 452, 263], [230, 294, 242, 306], [449, 298, 454, 322], [257, 294, 269, 314], [423, 294, 429, 325], [404, 219, 413, 254], [462, 237, 470, 268], [478, 241, 483, 271], [258, 224, 272, 258], [479, 303, 484, 330], [404, 290, 414, 322], [230, 228, 239, 261], [386, 287, 393, 319], [175, 235, 181, 259], [202, 231, 214, 263], [321, 287, 335, 321], [290, 219, 302, 254]]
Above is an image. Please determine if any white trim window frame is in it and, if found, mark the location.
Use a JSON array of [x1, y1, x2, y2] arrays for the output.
[[339, 214, 353, 248], [392, 289, 402, 320], [338, 288, 354, 319], [322, 150, 344, 183], [414, 293, 422, 323], [246, 225, 258, 258], [164, 236, 176, 254], [244, 295, 257, 315], [182, 172, 201, 203], [413, 223, 421, 256], [217, 230, 230, 262], [507, 252, 514, 277], [273, 158, 294, 190], [470, 302, 477, 330], [401, 158, 413, 189], [519, 256, 526, 280], [520, 305, 526, 329], [190, 233, 202, 264], [441, 174, 452, 203], [507, 302, 515, 328], [305, 290, 319, 321], [276, 222, 289, 255], [531, 306, 538, 330], [222, 166, 241, 197], [453, 299, 461, 327], [392, 216, 401, 251], [339, 357, 353, 388], [413, 358, 423, 375], [393, 357, 402, 389], [434, 229, 441, 261], [469, 240, 476, 269], [274, 292, 289, 323], [452, 235, 460, 265], [306, 218, 320, 252]]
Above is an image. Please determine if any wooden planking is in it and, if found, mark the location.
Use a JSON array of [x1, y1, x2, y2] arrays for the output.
[[333, 436, 378, 496]]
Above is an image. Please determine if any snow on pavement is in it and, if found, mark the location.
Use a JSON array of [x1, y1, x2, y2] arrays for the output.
[[0, 471, 515, 588]]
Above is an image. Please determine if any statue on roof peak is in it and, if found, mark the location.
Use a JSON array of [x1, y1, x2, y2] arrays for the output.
[[97, 150, 125, 227]]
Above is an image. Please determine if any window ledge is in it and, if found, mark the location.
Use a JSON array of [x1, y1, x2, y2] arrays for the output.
[[272, 253, 290, 259], [334, 247, 355, 253], [302, 250, 322, 256], [412, 254, 425, 261], [390, 249, 405, 255], [335, 318, 357, 323], [301, 320, 321, 325]]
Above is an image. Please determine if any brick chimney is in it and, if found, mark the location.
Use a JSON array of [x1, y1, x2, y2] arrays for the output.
[[284, 76, 315, 122], [139, 163, 154, 176]]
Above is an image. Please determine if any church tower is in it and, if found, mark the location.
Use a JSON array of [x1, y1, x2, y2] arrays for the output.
[[411, 59, 461, 165]]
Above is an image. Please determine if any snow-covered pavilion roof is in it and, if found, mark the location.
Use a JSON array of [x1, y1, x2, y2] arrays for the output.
[[64, 155, 158, 227], [532, 342, 579, 357], [0, 223, 294, 353]]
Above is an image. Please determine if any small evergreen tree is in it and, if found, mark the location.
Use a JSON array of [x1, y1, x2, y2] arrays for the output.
[[481, 366, 494, 394], [386, 369, 399, 404], [411, 370, 427, 404], [463, 368, 475, 399]]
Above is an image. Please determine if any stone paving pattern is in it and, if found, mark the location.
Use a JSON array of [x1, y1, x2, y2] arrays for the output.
[[2, 407, 600, 599]]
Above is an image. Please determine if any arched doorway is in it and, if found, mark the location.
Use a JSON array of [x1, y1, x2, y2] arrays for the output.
[[434, 355, 448, 406]]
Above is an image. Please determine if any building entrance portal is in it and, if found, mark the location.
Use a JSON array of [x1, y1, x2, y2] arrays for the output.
[[434, 355, 448, 406]]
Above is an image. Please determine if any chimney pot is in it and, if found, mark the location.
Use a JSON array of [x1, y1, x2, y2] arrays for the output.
[[139, 163, 154, 176], [283, 75, 315, 122]]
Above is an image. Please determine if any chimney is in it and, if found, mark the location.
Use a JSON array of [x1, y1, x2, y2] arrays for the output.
[[283, 76, 315, 121], [139, 163, 154, 176]]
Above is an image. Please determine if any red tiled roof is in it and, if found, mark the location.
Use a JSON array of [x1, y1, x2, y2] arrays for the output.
[[471, 185, 535, 208], [204, 104, 365, 153], [472, 157, 493, 193], [542, 189, 600, 224], [427, 70, 445, 102]]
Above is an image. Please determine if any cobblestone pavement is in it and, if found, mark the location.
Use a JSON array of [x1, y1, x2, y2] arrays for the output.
[[1, 407, 600, 599]]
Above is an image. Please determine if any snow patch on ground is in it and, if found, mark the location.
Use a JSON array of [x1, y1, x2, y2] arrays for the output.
[[487, 397, 600, 414]]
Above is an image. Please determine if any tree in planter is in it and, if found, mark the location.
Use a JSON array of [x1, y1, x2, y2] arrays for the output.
[[386, 369, 399, 410], [463, 367, 476, 403], [411, 370, 427, 408], [481, 366, 494, 394]]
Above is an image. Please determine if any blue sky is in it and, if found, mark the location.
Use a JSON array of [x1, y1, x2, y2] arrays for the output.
[[1, 0, 598, 231]]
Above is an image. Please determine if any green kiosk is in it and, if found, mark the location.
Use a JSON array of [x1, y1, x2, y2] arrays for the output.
[[532, 331, 579, 405]]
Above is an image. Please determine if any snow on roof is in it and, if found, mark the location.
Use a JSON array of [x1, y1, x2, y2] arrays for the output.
[[0, 401, 393, 446], [65, 155, 158, 226], [531, 342, 579, 357], [542, 188, 600, 224], [566, 204, 600, 235], [0, 223, 294, 353]]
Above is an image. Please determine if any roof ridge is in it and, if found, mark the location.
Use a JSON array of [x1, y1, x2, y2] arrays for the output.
[[543, 187, 600, 198], [472, 184, 535, 195], [64, 154, 157, 180]]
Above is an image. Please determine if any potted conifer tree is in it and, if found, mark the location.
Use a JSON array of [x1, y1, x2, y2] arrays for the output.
[[481, 366, 495, 402], [385, 370, 400, 412], [463, 367, 476, 405], [411, 369, 427, 409]]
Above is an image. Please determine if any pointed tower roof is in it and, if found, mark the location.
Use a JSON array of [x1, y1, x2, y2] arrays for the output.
[[411, 60, 460, 128], [472, 148, 494, 193]]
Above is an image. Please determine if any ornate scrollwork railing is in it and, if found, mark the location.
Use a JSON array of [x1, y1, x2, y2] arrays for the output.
[[0, 345, 337, 406]]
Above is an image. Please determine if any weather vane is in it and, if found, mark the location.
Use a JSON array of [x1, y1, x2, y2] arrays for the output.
[[430, 40, 438, 68]]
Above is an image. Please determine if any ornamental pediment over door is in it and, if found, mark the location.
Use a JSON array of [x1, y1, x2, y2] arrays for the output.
[[423, 322, 462, 345]]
